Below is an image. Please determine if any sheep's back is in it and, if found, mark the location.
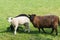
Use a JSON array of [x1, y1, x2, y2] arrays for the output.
[[13, 16, 30, 24]]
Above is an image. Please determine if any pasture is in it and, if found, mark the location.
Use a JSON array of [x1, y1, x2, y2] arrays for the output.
[[0, 0, 60, 40]]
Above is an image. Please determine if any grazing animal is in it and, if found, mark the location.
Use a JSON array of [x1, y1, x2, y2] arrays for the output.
[[8, 16, 30, 35], [9, 14, 28, 31], [28, 14, 60, 35]]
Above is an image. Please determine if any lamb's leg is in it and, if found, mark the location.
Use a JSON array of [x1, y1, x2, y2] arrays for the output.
[[27, 23, 30, 33], [14, 26, 18, 35], [10, 24, 14, 31], [24, 23, 30, 33]]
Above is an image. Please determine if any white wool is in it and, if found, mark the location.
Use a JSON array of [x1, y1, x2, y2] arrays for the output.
[[11, 16, 30, 24]]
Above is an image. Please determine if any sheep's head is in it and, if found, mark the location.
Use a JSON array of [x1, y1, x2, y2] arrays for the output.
[[7, 17, 13, 23]]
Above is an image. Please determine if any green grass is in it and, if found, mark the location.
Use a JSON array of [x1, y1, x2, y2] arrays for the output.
[[0, 0, 60, 40]]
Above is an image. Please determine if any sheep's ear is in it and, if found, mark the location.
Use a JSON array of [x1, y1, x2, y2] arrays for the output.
[[32, 14, 36, 16]]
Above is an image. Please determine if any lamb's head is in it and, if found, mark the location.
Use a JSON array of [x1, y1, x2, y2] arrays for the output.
[[8, 17, 13, 23]]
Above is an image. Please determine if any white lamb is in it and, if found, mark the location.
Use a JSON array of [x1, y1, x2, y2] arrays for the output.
[[8, 16, 30, 35]]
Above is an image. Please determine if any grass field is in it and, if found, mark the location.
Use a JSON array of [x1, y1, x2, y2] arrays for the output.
[[0, 0, 60, 40]]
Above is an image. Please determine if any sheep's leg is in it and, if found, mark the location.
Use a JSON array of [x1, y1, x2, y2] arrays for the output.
[[38, 28, 40, 33], [41, 28, 46, 33], [24, 29, 27, 32], [24, 26, 27, 32], [50, 28, 54, 34], [24, 23, 27, 32], [54, 27, 58, 35], [54, 23, 58, 35], [27, 23, 30, 33], [14, 26, 18, 35], [24, 23, 30, 33]]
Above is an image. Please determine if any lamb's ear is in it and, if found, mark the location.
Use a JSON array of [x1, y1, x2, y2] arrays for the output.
[[10, 17, 13, 20]]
